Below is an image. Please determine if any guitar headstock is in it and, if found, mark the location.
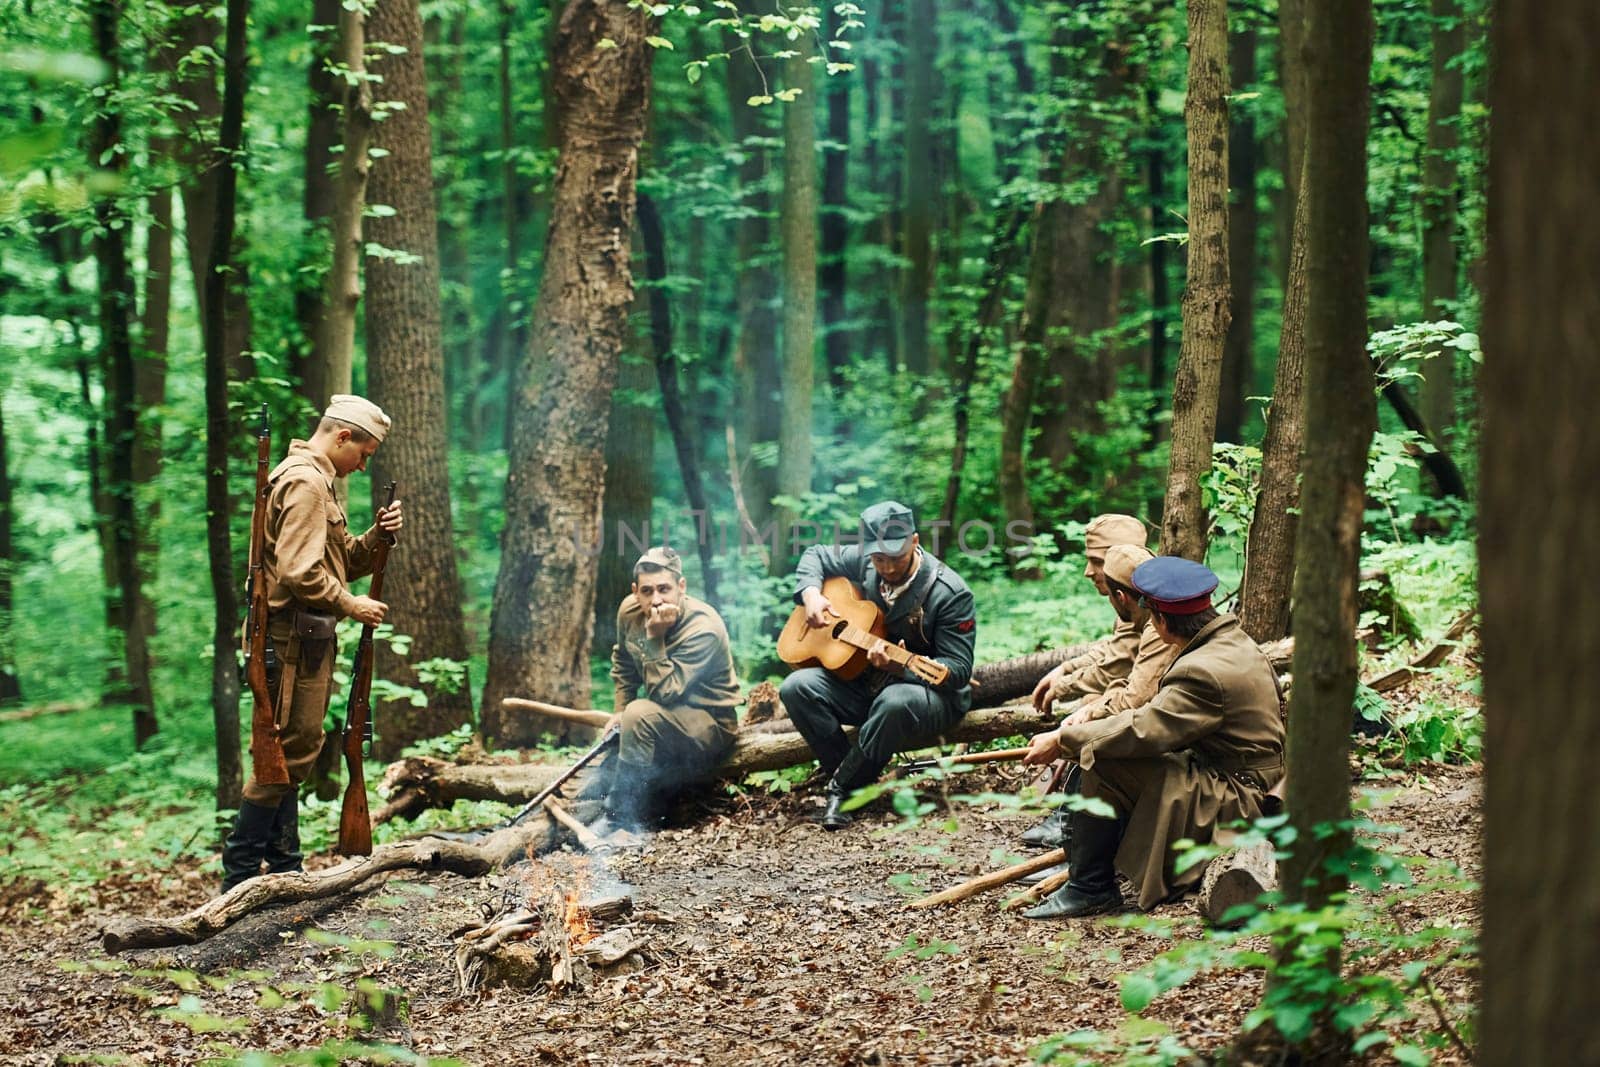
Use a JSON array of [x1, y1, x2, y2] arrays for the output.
[[908, 655, 950, 687]]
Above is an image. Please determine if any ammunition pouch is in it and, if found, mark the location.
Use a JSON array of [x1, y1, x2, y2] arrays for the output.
[[292, 609, 338, 674]]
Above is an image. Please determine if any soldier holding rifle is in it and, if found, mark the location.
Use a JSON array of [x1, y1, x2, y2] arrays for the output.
[[220, 395, 403, 891]]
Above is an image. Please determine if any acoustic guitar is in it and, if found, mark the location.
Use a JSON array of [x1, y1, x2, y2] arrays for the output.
[[777, 576, 951, 687]]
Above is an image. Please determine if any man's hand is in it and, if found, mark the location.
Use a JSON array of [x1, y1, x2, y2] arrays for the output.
[[801, 586, 836, 630], [350, 595, 388, 626], [1031, 665, 1062, 714], [1022, 728, 1063, 766], [645, 602, 680, 639], [867, 638, 906, 672], [1063, 703, 1095, 727], [376, 498, 403, 533]]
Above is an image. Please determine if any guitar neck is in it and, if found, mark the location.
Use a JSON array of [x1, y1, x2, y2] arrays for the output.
[[834, 623, 950, 686]]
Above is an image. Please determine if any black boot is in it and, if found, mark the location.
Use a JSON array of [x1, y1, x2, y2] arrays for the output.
[[810, 729, 851, 781], [221, 800, 279, 892], [1020, 808, 1070, 848], [589, 761, 654, 841], [263, 791, 303, 875], [821, 747, 886, 831], [1022, 810, 1125, 920]]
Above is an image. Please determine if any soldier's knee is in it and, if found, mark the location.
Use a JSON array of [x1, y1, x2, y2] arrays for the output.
[[620, 698, 666, 737], [779, 669, 825, 709]]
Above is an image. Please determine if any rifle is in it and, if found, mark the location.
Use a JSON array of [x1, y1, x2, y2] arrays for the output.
[[337, 481, 398, 857], [895, 746, 1032, 776], [244, 403, 289, 786], [502, 720, 622, 828]]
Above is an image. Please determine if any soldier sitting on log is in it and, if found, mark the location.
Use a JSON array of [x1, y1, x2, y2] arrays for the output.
[[1020, 557, 1286, 920], [1020, 514, 1160, 850], [780, 501, 978, 830], [588, 546, 742, 842], [1016, 542, 1181, 885]]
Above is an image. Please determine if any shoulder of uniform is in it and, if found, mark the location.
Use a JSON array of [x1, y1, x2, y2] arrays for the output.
[[271, 456, 333, 493], [932, 561, 972, 596], [683, 597, 730, 636]]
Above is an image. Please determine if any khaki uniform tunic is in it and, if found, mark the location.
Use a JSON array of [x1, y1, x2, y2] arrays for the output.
[[609, 594, 741, 786], [1074, 619, 1180, 722], [1058, 614, 1286, 909], [243, 441, 383, 805], [1050, 615, 1140, 703]]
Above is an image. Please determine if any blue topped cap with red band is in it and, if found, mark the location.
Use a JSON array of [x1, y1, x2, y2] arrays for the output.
[[1130, 556, 1219, 615]]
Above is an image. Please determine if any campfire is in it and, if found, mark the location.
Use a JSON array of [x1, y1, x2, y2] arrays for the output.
[[453, 854, 640, 994]]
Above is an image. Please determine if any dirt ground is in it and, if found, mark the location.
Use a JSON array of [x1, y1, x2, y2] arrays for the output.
[[0, 748, 1479, 1067]]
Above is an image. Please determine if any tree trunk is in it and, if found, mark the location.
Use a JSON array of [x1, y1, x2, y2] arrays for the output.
[[0, 398, 18, 705], [1217, 23, 1258, 446], [1281, 0, 1374, 915], [727, 48, 781, 526], [1277, 0, 1308, 214], [134, 154, 172, 730], [306, 0, 373, 410], [167, 2, 254, 384], [998, 216, 1048, 577], [1160, 0, 1230, 564], [1238, 157, 1309, 643], [772, 44, 817, 577], [364, 0, 475, 758], [480, 0, 653, 747], [204, 0, 252, 811], [1481, 6, 1600, 1062], [90, 0, 158, 748], [637, 193, 718, 605], [899, 0, 935, 378], [292, 0, 343, 408], [594, 294, 654, 655], [1420, 0, 1463, 448], [1145, 86, 1171, 447], [820, 2, 851, 394]]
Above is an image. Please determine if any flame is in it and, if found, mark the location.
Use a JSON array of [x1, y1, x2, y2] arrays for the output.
[[563, 889, 596, 946]]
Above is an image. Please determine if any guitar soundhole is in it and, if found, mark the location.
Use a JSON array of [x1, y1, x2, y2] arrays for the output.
[[830, 620, 849, 639]]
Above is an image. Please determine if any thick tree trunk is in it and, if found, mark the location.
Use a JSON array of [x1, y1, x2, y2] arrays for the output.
[[637, 193, 718, 605], [133, 163, 171, 728], [727, 46, 780, 526], [998, 217, 1048, 577], [1217, 24, 1258, 445], [773, 44, 817, 576], [820, 2, 851, 394], [1419, 0, 1463, 446], [204, 0, 252, 811], [481, 0, 652, 747], [1281, 0, 1374, 914], [364, 0, 475, 757], [899, 0, 935, 378], [0, 399, 18, 705], [1277, 0, 1308, 213], [292, 0, 343, 407], [1238, 159, 1309, 642], [1160, 0, 1230, 563], [1480, 6, 1600, 1062], [90, 0, 158, 748], [306, 1, 373, 410]]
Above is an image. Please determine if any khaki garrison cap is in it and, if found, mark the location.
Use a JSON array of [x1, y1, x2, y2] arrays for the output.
[[1103, 544, 1155, 588], [324, 394, 392, 442], [1084, 514, 1148, 552]]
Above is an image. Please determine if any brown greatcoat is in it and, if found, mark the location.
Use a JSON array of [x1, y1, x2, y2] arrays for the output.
[[610, 593, 741, 787], [243, 441, 384, 805], [1050, 614, 1140, 703], [1058, 613, 1286, 909]]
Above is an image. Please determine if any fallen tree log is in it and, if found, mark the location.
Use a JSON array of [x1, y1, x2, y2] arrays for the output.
[[101, 822, 556, 953], [0, 700, 90, 724], [1364, 610, 1474, 694], [969, 642, 1099, 707], [907, 848, 1066, 910], [1197, 837, 1278, 927]]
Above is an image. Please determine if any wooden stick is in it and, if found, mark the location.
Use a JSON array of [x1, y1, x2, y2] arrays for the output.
[[938, 746, 1031, 765], [544, 798, 604, 852], [0, 701, 89, 724], [1364, 610, 1475, 693], [906, 848, 1066, 910], [1002, 869, 1072, 910], [502, 697, 613, 730]]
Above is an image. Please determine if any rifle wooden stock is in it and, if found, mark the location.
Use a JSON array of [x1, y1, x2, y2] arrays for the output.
[[500, 697, 614, 731], [245, 404, 289, 786], [338, 482, 397, 857]]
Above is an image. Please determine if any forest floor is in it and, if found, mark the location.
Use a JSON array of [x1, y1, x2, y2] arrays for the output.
[[0, 694, 1480, 1065]]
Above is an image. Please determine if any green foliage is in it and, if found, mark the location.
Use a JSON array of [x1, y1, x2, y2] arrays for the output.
[[1103, 815, 1476, 1058]]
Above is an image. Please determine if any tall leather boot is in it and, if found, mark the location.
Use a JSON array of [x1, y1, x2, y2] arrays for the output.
[[1022, 810, 1125, 920], [1021, 764, 1082, 848], [821, 746, 887, 831], [588, 760, 655, 841], [221, 800, 279, 892], [263, 791, 304, 875]]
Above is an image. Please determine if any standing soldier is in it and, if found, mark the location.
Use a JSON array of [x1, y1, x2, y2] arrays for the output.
[[591, 546, 742, 840], [221, 395, 403, 891]]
